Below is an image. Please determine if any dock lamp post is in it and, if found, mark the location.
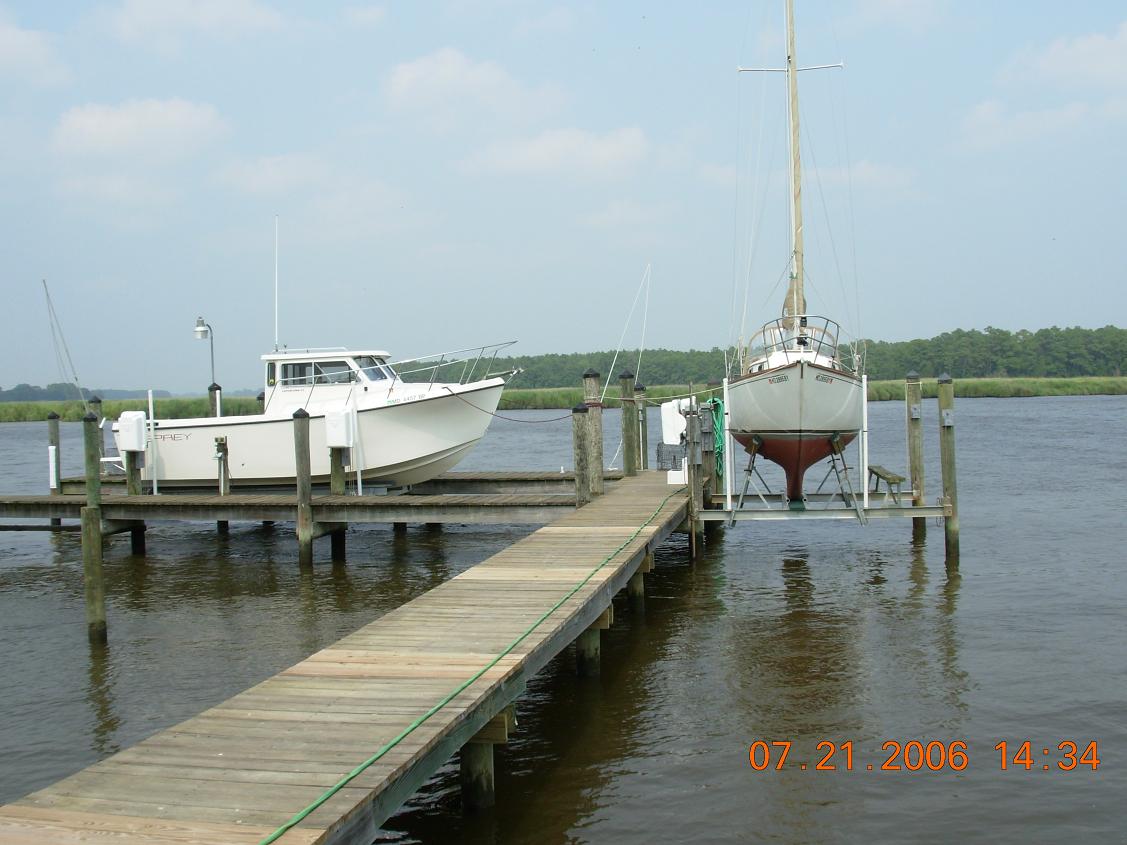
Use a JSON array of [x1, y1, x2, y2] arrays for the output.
[[194, 317, 222, 417]]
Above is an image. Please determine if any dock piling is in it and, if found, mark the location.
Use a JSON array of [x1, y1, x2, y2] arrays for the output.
[[82, 413, 107, 644], [576, 605, 612, 677], [686, 407, 704, 557], [571, 405, 592, 506], [208, 383, 222, 418], [905, 372, 926, 541], [635, 383, 649, 470], [293, 409, 314, 566], [619, 371, 637, 476], [47, 412, 61, 526], [581, 369, 605, 497], [215, 436, 229, 534], [461, 708, 514, 811], [628, 570, 645, 607], [89, 396, 105, 463], [459, 742, 495, 811], [937, 375, 960, 567], [329, 445, 347, 562], [122, 448, 146, 555]]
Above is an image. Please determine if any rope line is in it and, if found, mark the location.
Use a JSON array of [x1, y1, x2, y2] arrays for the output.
[[257, 484, 687, 845], [440, 386, 572, 423]]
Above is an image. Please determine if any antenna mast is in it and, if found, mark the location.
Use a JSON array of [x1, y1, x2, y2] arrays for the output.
[[273, 215, 279, 351]]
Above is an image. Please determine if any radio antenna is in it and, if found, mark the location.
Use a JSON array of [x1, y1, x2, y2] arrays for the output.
[[273, 214, 279, 351]]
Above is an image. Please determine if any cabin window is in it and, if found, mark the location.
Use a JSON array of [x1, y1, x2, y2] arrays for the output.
[[313, 361, 354, 384], [355, 355, 393, 381], [266, 362, 276, 386], [280, 362, 313, 385]]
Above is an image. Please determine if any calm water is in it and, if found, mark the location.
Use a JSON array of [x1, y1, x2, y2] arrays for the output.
[[1, 396, 1123, 843]]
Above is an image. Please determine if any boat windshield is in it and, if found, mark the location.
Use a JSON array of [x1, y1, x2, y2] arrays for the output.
[[354, 355, 397, 382]]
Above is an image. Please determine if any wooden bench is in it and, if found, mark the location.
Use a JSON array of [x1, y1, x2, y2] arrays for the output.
[[868, 465, 906, 504]]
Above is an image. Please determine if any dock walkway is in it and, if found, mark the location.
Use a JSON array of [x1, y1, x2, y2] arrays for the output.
[[0, 472, 687, 845]]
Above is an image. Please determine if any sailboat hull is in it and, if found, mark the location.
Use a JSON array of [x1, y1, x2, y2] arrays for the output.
[[728, 360, 862, 500]]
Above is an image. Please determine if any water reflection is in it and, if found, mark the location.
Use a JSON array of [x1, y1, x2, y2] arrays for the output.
[[85, 641, 119, 757]]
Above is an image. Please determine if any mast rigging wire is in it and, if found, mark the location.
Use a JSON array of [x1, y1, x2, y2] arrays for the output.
[[43, 280, 89, 413]]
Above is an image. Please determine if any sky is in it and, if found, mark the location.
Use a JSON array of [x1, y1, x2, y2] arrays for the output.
[[2, 0, 1125, 393]]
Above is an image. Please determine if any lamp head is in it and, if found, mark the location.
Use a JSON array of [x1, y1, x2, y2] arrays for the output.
[[194, 317, 210, 339]]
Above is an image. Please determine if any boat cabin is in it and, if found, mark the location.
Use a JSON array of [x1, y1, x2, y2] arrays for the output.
[[262, 349, 397, 389], [259, 349, 404, 415]]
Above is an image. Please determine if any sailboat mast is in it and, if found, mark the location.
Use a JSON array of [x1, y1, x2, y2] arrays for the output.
[[783, 0, 806, 324]]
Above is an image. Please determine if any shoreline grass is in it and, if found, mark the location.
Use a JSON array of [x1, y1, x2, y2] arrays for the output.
[[498, 376, 1127, 410], [1, 376, 1124, 421]]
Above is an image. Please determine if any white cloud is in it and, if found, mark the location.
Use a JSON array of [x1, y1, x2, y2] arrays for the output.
[[583, 199, 673, 230], [1025, 20, 1127, 90], [109, 0, 284, 45], [385, 48, 561, 129], [53, 99, 225, 162], [960, 99, 1088, 151], [219, 153, 330, 194], [470, 128, 649, 176], [344, 5, 386, 27], [0, 17, 69, 86]]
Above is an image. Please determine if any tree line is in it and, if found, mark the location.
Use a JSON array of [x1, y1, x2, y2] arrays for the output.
[[0, 383, 171, 402], [491, 325, 1127, 388], [4, 326, 1123, 399]]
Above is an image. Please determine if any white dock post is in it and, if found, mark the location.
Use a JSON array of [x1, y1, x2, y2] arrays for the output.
[[861, 374, 869, 510]]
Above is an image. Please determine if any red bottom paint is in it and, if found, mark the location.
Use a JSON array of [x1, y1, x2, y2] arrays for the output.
[[733, 432, 857, 501]]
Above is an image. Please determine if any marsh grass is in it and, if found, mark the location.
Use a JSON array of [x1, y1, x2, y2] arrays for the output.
[[3, 376, 1125, 420]]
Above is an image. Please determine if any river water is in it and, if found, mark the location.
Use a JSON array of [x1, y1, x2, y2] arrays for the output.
[[0, 396, 1123, 843]]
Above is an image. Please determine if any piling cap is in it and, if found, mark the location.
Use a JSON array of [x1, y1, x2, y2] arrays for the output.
[[582, 368, 600, 379], [618, 370, 634, 381], [937, 373, 952, 384], [89, 395, 102, 404], [47, 411, 59, 420], [572, 403, 589, 414], [293, 408, 309, 419], [208, 382, 222, 391], [634, 382, 646, 392], [906, 370, 920, 381], [83, 411, 98, 422]]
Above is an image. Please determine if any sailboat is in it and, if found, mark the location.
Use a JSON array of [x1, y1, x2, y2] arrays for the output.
[[726, 0, 864, 506]]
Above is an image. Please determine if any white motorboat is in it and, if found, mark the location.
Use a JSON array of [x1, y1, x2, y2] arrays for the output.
[[727, 0, 863, 505], [112, 343, 515, 488]]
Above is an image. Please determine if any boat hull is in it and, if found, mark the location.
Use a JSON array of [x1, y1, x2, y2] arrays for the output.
[[116, 380, 505, 488], [728, 361, 862, 501]]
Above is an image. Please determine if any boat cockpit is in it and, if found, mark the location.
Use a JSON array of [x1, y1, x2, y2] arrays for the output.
[[744, 315, 854, 374]]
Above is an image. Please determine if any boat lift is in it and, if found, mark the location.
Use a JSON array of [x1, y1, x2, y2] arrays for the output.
[[663, 375, 955, 534]]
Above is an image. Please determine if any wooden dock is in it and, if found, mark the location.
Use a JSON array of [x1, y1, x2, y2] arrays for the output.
[[54, 471, 625, 497], [0, 472, 688, 845], [0, 490, 576, 526]]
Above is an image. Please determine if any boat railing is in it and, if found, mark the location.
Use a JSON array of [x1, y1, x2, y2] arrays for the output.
[[390, 340, 519, 388], [746, 316, 845, 368]]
